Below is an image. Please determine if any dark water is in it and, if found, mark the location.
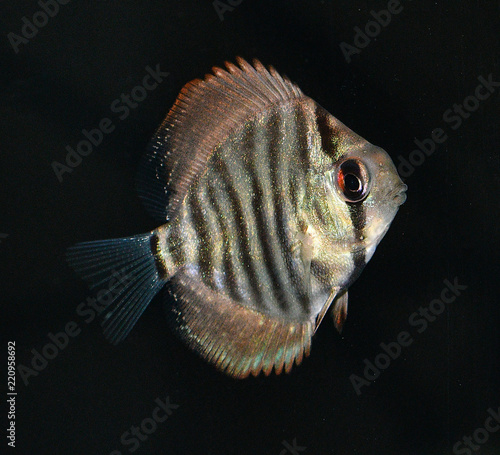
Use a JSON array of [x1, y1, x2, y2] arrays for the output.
[[2, 1, 499, 454]]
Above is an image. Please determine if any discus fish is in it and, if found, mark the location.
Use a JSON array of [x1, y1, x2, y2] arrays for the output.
[[67, 58, 407, 378]]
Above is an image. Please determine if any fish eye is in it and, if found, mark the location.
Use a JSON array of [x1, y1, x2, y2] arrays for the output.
[[336, 159, 370, 203]]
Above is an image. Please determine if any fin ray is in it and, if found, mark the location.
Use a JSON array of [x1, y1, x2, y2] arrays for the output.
[[168, 269, 313, 379], [314, 287, 340, 334], [136, 57, 304, 222], [66, 233, 166, 344], [331, 290, 349, 334], [101, 262, 154, 336]]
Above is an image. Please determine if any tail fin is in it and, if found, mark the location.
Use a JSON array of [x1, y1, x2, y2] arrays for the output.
[[66, 233, 166, 344]]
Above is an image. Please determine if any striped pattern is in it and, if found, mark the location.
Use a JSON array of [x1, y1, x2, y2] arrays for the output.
[[67, 58, 404, 379], [159, 98, 362, 322], [311, 104, 367, 288], [169, 269, 314, 378], [137, 57, 304, 222]]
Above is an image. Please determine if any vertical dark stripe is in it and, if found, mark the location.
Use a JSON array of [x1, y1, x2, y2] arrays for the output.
[[289, 102, 313, 219], [268, 108, 302, 313], [314, 104, 342, 159], [244, 117, 291, 313], [314, 100, 366, 275], [215, 157, 269, 310], [188, 189, 214, 288], [297, 102, 313, 173], [347, 203, 366, 269], [286, 103, 315, 313], [206, 180, 242, 303]]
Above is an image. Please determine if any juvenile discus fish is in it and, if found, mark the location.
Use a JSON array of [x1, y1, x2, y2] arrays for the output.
[[67, 58, 407, 378]]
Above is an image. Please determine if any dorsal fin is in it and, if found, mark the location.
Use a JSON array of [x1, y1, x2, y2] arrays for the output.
[[168, 269, 313, 378], [137, 57, 305, 222]]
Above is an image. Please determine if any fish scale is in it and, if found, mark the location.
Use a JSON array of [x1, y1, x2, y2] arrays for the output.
[[168, 103, 312, 318], [160, 94, 366, 335], [67, 57, 407, 378]]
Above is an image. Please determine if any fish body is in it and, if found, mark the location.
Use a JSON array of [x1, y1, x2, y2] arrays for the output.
[[67, 58, 407, 378]]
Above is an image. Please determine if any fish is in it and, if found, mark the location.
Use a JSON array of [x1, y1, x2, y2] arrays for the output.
[[67, 57, 407, 379]]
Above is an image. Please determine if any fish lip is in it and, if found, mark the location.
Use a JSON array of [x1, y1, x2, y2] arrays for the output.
[[389, 183, 408, 206], [393, 193, 407, 206]]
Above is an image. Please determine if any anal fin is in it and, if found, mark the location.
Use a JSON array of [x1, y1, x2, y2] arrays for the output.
[[168, 270, 313, 379]]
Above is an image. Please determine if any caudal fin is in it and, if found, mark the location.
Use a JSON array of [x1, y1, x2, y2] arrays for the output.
[[66, 233, 166, 344]]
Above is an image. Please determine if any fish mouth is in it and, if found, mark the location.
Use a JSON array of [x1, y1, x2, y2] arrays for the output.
[[389, 183, 408, 206]]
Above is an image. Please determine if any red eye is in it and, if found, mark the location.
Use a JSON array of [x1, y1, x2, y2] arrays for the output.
[[337, 159, 370, 203]]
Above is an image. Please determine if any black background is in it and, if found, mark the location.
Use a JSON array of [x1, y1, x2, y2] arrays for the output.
[[1, 1, 499, 454]]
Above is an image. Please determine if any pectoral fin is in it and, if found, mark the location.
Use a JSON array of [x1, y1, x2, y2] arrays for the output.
[[331, 290, 349, 334], [314, 286, 340, 334]]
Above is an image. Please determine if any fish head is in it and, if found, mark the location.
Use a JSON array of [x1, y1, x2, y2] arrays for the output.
[[310, 108, 407, 264], [331, 143, 407, 257]]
